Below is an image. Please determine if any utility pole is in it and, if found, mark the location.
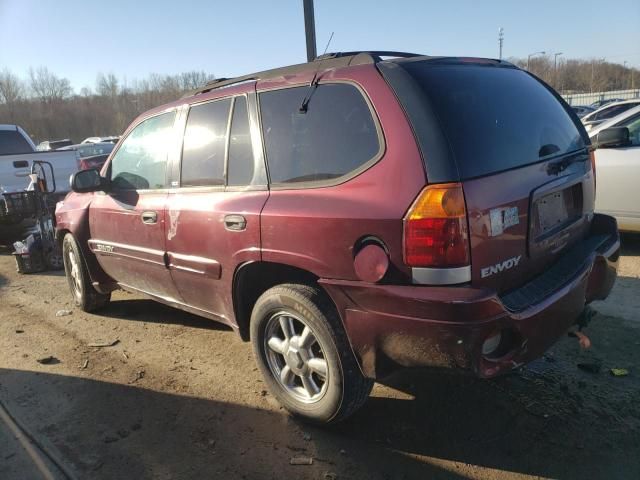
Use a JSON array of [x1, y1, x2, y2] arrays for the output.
[[498, 28, 504, 60], [303, 0, 317, 62]]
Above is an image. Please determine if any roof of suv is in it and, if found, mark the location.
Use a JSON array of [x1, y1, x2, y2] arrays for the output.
[[184, 51, 516, 98]]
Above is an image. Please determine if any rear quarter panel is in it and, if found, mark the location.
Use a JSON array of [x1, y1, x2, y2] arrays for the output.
[[258, 65, 426, 282]]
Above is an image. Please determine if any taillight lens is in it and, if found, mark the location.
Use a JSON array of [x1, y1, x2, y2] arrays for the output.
[[403, 183, 470, 268]]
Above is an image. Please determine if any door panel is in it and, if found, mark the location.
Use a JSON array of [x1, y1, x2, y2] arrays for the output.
[[595, 146, 640, 219], [89, 191, 182, 301], [166, 190, 267, 321]]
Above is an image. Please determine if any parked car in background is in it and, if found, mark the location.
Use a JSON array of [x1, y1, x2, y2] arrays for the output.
[[582, 100, 640, 132], [590, 105, 640, 232], [572, 105, 595, 118], [589, 98, 625, 110], [56, 51, 619, 423], [57, 142, 115, 159], [79, 153, 109, 171], [81, 136, 120, 144], [1, 125, 78, 194], [36, 138, 74, 151]]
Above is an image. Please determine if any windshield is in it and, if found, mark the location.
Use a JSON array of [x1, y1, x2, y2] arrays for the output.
[[401, 63, 586, 179]]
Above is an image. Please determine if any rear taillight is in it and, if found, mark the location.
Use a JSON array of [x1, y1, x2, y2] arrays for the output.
[[403, 183, 470, 268]]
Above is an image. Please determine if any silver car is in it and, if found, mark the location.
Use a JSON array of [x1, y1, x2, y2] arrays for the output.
[[590, 105, 640, 232]]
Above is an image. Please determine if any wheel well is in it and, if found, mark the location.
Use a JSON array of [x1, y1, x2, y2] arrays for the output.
[[233, 262, 320, 341]]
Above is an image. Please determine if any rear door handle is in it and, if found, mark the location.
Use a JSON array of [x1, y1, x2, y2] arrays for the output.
[[224, 214, 246, 231], [141, 211, 158, 224]]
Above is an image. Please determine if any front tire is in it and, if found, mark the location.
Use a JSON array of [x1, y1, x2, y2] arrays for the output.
[[250, 284, 372, 423], [62, 233, 110, 312]]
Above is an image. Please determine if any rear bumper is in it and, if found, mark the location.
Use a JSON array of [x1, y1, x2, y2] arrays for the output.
[[320, 214, 620, 379]]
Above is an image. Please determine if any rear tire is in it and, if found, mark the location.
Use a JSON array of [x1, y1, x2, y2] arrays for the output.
[[250, 283, 373, 424], [62, 233, 110, 312]]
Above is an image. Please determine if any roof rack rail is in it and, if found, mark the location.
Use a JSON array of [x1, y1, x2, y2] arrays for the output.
[[184, 50, 427, 97], [316, 51, 423, 61]]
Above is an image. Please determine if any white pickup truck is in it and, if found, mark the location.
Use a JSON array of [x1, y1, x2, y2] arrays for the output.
[[1, 124, 79, 194]]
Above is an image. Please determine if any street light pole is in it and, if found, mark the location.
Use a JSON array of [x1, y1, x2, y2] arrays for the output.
[[498, 28, 504, 60], [554, 52, 563, 89], [624, 61, 628, 89], [527, 51, 546, 70]]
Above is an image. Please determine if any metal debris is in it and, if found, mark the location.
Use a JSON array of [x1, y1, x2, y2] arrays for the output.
[[80, 359, 89, 370], [87, 339, 120, 348], [55, 309, 72, 317], [290, 456, 313, 465], [36, 355, 58, 365]]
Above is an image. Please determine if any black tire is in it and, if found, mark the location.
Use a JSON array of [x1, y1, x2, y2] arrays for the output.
[[250, 283, 373, 424], [62, 233, 110, 312]]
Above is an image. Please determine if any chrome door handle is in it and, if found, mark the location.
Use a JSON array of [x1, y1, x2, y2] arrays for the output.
[[141, 211, 158, 224], [224, 214, 246, 231]]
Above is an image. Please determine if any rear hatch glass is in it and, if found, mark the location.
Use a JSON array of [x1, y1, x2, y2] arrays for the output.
[[399, 62, 586, 180]]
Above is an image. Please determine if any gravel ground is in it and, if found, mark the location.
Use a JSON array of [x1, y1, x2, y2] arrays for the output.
[[1, 236, 639, 480]]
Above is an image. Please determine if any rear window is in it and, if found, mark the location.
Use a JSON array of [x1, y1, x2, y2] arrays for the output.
[[0, 130, 33, 155], [402, 63, 586, 179]]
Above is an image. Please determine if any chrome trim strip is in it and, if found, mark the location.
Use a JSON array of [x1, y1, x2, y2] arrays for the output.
[[411, 266, 471, 285]]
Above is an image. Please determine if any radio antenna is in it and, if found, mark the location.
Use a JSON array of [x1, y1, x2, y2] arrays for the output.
[[299, 31, 334, 113]]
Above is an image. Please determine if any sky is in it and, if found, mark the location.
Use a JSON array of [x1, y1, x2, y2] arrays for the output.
[[1, 0, 639, 92]]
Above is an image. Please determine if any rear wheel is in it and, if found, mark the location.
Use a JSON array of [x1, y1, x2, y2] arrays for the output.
[[250, 284, 373, 423], [62, 233, 110, 312]]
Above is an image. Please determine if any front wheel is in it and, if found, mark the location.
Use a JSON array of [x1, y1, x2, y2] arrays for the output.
[[250, 284, 373, 423], [62, 233, 110, 312]]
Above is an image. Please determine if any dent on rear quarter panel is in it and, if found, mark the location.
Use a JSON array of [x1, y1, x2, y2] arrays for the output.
[[56, 192, 114, 285]]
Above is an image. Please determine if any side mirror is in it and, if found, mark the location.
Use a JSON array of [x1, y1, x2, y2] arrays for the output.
[[593, 127, 631, 149], [71, 168, 107, 193]]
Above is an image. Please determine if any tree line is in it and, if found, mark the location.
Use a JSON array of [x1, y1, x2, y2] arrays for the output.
[[0, 57, 638, 144], [0, 68, 213, 144], [509, 55, 638, 94]]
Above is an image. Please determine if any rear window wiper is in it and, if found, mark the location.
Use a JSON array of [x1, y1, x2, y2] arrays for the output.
[[545, 150, 589, 175]]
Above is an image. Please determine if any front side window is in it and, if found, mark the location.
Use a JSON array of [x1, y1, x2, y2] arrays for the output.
[[259, 83, 380, 185], [110, 111, 176, 190], [181, 98, 231, 187]]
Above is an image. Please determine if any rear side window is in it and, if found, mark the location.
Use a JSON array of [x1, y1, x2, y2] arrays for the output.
[[0, 130, 33, 155], [110, 111, 176, 190], [259, 84, 380, 184], [227, 96, 255, 186], [181, 98, 231, 187], [401, 64, 586, 179]]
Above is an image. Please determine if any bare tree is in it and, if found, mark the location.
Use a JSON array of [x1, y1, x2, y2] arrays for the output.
[[28, 66, 72, 102], [96, 72, 119, 98], [0, 69, 23, 105], [179, 70, 214, 90]]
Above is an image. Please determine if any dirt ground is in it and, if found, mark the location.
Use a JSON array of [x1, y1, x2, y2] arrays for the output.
[[1, 237, 639, 480]]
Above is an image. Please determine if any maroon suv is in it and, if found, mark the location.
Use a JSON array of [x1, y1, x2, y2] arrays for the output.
[[56, 51, 619, 423]]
